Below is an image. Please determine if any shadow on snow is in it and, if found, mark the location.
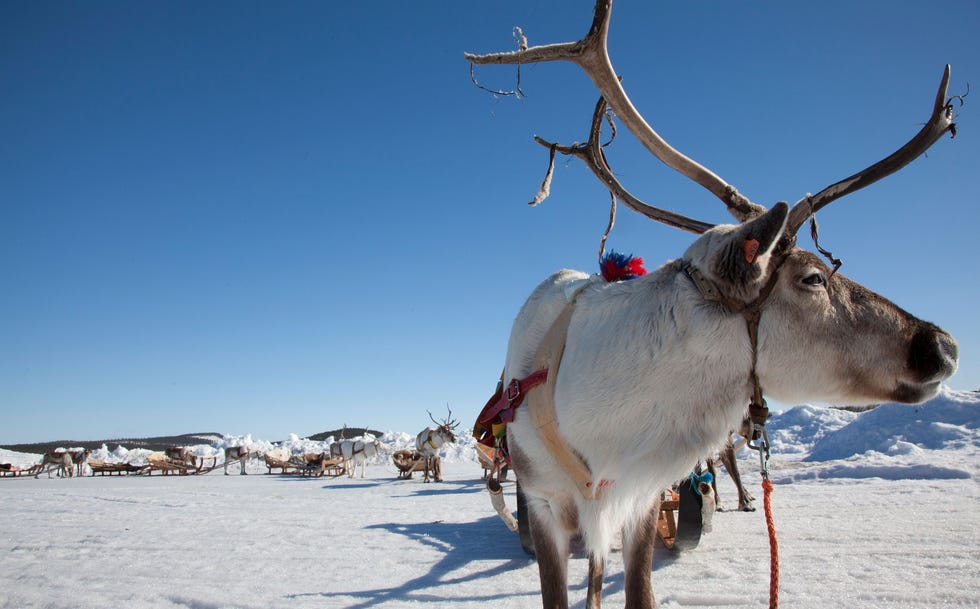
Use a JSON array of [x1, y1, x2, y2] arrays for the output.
[[285, 514, 536, 607]]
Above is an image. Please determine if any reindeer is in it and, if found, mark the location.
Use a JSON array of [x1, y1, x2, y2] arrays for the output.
[[67, 448, 90, 477], [34, 451, 74, 479], [340, 434, 386, 479], [467, 3, 960, 608], [224, 446, 249, 475], [415, 409, 460, 482]]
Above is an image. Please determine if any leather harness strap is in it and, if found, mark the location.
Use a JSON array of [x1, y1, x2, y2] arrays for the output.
[[682, 261, 777, 425], [523, 303, 605, 501], [476, 301, 605, 501], [478, 369, 548, 426]]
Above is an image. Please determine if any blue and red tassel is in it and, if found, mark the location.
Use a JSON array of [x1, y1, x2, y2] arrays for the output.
[[600, 250, 648, 282]]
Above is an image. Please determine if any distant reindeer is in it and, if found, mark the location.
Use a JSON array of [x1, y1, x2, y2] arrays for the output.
[[35, 451, 74, 479], [327, 439, 347, 473], [415, 408, 460, 482], [224, 446, 249, 475], [67, 448, 90, 477], [467, 2, 960, 608], [340, 434, 386, 479]]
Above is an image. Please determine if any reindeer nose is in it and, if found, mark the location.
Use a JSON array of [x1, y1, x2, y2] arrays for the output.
[[908, 324, 959, 383]]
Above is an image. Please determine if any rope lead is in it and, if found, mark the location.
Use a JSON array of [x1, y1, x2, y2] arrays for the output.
[[763, 477, 779, 609], [748, 417, 778, 608]]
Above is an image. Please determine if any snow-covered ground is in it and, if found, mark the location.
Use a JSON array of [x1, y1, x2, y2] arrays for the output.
[[2, 387, 978, 609]]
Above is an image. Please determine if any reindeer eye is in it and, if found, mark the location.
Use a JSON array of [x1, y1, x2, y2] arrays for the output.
[[802, 272, 825, 287]]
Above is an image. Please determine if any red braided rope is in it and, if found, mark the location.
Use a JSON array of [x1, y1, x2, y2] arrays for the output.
[[762, 478, 779, 609]]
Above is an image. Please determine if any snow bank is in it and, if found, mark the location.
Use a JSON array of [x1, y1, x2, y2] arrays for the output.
[[805, 387, 980, 461], [764, 387, 980, 483]]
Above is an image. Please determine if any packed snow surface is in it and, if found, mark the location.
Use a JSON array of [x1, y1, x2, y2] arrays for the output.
[[2, 387, 978, 609]]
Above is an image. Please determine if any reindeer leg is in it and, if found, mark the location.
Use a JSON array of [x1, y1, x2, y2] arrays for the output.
[[586, 553, 604, 609], [706, 457, 723, 511], [719, 445, 754, 511], [622, 502, 660, 609], [528, 502, 570, 609], [516, 481, 535, 555]]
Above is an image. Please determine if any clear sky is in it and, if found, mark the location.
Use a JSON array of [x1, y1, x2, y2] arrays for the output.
[[3, 1, 978, 445]]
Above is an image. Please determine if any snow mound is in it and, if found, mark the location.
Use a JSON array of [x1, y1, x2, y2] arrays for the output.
[[766, 404, 856, 457], [805, 387, 980, 462]]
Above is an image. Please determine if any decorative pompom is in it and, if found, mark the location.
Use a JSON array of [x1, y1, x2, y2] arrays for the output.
[[600, 250, 648, 282]]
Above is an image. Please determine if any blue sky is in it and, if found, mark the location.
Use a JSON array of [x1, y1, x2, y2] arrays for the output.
[[3, 1, 978, 445]]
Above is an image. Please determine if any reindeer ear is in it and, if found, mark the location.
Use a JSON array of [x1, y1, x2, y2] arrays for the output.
[[713, 202, 789, 285]]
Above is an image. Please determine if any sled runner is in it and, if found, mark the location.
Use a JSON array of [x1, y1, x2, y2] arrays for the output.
[[657, 474, 715, 552]]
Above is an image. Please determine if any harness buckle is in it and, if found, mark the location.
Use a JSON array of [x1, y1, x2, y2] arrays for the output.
[[505, 379, 522, 402]]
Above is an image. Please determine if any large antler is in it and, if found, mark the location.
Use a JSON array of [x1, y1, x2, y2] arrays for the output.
[[429, 406, 460, 430], [466, 0, 960, 242], [785, 65, 959, 235], [465, 0, 761, 223]]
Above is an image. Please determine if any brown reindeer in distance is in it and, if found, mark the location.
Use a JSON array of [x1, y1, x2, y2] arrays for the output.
[[466, 2, 960, 608], [67, 448, 90, 477], [35, 451, 74, 479]]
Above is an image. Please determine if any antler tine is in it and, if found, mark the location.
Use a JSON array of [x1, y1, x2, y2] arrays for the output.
[[466, 0, 762, 222], [536, 95, 716, 235], [786, 65, 958, 236], [444, 405, 460, 428]]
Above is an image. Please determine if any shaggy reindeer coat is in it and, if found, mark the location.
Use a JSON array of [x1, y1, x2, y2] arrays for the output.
[[502, 204, 957, 608]]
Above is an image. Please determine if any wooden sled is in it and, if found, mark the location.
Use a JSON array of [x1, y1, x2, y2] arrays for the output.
[[0, 463, 43, 478], [87, 459, 149, 476], [475, 443, 510, 481], [290, 453, 346, 478], [657, 479, 706, 552], [656, 489, 682, 549], [146, 452, 203, 475], [264, 450, 301, 475], [391, 450, 440, 480]]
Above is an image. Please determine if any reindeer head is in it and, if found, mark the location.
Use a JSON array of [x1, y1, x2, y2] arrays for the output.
[[428, 407, 461, 443], [683, 202, 958, 406]]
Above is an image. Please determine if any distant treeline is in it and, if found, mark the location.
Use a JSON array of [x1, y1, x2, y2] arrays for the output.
[[0, 433, 224, 455], [309, 427, 384, 442]]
